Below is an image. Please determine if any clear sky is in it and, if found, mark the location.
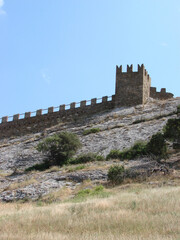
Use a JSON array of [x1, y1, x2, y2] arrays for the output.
[[0, 0, 180, 118]]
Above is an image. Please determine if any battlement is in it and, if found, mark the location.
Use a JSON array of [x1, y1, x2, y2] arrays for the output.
[[0, 63, 174, 139], [116, 64, 150, 79], [0, 96, 114, 124], [150, 87, 174, 100], [115, 64, 152, 107], [0, 95, 116, 139]]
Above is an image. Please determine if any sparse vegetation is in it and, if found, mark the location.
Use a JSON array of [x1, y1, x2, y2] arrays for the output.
[[107, 131, 169, 161], [44, 166, 61, 173], [69, 153, 105, 165], [40, 187, 72, 204], [0, 184, 180, 240], [83, 128, 101, 135], [106, 142, 147, 160], [7, 177, 38, 190], [67, 165, 86, 172]]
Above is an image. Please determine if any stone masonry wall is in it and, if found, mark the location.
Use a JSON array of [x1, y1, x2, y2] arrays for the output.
[[0, 96, 115, 139], [115, 64, 172, 107], [150, 87, 174, 100], [115, 64, 150, 107]]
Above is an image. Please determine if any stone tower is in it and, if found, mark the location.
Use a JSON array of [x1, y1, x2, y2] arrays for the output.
[[115, 64, 151, 107]]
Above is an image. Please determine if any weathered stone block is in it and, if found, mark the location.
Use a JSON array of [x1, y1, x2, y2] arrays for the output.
[[112, 95, 115, 102], [102, 96, 108, 103], [36, 109, 42, 116], [70, 102, 76, 109], [161, 88, 166, 93], [60, 105, 65, 111], [48, 107, 54, 114], [25, 112, 31, 118], [2, 116, 8, 123], [13, 114, 19, 121], [91, 98, 97, 105], [80, 101, 86, 107]]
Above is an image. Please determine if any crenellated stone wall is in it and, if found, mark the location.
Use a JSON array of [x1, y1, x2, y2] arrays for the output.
[[150, 87, 174, 100], [115, 64, 173, 106], [115, 64, 151, 107], [0, 96, 115, 139], [0, 64, 174, 139]]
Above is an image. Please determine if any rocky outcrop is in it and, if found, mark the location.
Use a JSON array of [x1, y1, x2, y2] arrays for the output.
[[0, 156, 177, 202]]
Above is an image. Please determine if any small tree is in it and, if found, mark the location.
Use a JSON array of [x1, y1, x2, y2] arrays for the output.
[[37, 132, 81, 166]]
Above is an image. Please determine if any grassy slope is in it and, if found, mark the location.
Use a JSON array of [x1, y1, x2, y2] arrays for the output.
[[0, 183, 180, 240]]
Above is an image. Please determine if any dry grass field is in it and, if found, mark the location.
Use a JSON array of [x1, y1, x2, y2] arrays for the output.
[[0, 183, 180, 240]]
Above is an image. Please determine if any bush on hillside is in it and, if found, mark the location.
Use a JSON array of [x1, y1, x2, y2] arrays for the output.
[[163, 119, 180, 141], [107, 132, 168, 161], [146, 132, 167, 158], [106, 149, 122, 160], [177, 105, 180, 114], [108, 165, 126, 184], [126, 142, 147, 158], [36, 132, 81, 167], [106, 142, 147, 160]]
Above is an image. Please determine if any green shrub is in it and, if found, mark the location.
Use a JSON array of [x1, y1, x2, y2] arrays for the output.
[[177, 105, 180, 114], [36, 132, 81, 167], [108, 165, 126, 184], [83, 128, 101, 136], [107, 133, 168, 161], [106, 142, 147, 160], [124, 142, 147, 159], [108, 165, 140, 184], [95, 155, 105, 161], [69, 153, 105, 165], [106, 149, 121, 160], [163, 119, 180, 141], [146, 132, 167, 157]]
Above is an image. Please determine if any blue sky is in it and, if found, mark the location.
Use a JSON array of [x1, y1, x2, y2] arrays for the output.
[[0, 0, 180, 118]]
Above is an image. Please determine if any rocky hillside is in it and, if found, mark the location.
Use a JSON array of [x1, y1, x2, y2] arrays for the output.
[[0, 97, 179, 171], [0, 97, 180, 202]]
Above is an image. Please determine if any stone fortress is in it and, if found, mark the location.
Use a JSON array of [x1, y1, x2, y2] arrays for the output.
[[0, 64, 173, 139]]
